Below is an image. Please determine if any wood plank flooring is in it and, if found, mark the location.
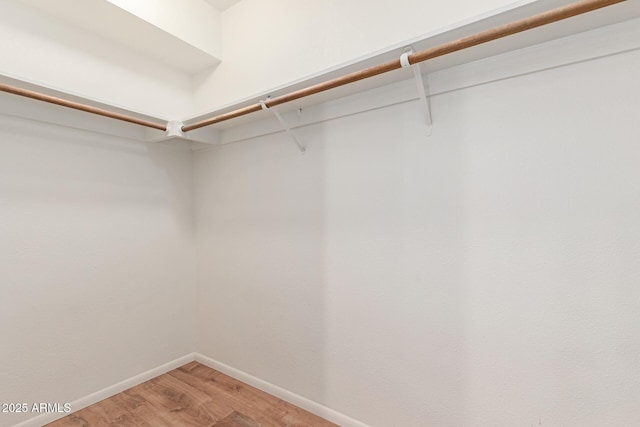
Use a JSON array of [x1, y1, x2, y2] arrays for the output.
[[45, 361, 337, 427]]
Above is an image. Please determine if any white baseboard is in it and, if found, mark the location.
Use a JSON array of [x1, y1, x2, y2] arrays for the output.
[[194, 352, 369, 427], [12, 353, 196, 427], [12, 352, 368, 427]]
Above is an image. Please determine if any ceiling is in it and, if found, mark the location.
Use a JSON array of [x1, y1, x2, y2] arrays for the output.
[[206, 0, 241, 11]]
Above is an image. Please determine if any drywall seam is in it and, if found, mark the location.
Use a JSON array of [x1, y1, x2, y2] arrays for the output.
[[11, 354, 197, 427], [194, 353, 371, 427]]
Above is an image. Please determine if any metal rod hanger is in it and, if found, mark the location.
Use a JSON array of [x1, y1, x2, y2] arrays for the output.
[[0, 83, 167, 131], [182, 0, 624, 133]]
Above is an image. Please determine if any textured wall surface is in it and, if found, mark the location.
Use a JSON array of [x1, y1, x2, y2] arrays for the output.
[[194, 45, 640, 426], [0, 117, 196, 427]]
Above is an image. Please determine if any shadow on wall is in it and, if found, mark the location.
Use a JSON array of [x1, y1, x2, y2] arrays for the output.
[[0, 115, 193, 232], [310, 99, 471, 425], [0, 115, 196, 427], [193, 117, 330, 407], [193, 54, 640, 424], [191, 97, 472, 426]]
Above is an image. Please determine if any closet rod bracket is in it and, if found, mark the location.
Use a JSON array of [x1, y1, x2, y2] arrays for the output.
[[260, 98, 306, 153], [401, 47, 432, 134], [166, 120, 186, 138], [144, 119, 219, 145]]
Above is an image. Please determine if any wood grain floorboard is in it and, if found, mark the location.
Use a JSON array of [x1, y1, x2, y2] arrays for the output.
[[169, 362, 333, 427], [45, 362, 337, 427], [214, 411, 260, 427], [111, 393, 173, 427], [135, 374, 221, 425]]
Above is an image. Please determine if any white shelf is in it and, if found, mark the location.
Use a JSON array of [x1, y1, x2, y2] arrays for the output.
[[18, 0, 222, 74], [184, 0, 640, 130]]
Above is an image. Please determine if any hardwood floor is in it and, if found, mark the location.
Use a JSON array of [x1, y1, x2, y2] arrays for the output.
[[46, 361, 337, 427]]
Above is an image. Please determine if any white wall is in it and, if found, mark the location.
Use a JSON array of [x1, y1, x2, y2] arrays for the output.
[[193, 35, 640, 426], [0, 116, 196, 427], [1, 2, 638, 426], [192, 0, 542, 113]]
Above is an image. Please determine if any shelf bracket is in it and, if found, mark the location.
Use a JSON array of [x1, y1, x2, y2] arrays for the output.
[[260, 98, 306, 153], [401, 47, 432, 134]]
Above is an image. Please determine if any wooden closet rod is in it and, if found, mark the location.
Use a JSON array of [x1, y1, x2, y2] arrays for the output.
[[182, 0, 624, 132], [0, 83, 167, 131]]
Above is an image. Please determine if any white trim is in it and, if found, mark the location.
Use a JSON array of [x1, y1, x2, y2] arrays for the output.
[[190, 17, 640, 151], [187, 1, 639, 124], [10, 352, 368, 427], [194, 353, 370, 427], [2, 6, 637, 147], [12, 354, 197, 427]]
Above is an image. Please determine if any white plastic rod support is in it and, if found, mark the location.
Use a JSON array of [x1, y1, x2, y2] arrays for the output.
[[401, 48, 432, 134], [260, 100, 306, 153], [166, 120, 186, 138]]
